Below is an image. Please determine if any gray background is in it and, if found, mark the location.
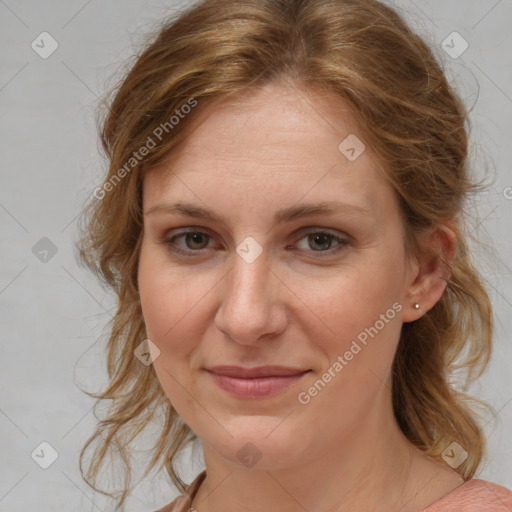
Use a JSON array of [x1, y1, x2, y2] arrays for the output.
[[1, 1, 511, 511]]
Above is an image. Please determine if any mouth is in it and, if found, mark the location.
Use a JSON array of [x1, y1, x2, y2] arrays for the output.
[[204, 366, 311, 398]]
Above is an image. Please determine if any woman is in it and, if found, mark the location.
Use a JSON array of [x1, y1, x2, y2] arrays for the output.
[[77, 0, 512, 510]]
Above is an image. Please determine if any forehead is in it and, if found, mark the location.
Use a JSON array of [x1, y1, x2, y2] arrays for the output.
[[142, 81, 391, 214], [169, 82, 366, 166]]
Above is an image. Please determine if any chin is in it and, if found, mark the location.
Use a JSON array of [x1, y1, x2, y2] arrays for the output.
[[201, 418, 309, 470]]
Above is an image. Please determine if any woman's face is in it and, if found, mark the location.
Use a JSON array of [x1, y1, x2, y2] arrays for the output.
[[138, 81, 417, 469]]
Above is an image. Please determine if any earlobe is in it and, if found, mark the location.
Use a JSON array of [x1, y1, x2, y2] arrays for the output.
[[402, 223, 457, 323]]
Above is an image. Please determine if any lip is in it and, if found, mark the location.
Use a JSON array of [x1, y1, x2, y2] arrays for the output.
[[205, 366, 311, 398]]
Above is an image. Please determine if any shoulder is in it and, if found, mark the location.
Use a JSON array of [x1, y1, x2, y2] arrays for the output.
[[423, 479, 512, 511], [154, 471, 207, 512]]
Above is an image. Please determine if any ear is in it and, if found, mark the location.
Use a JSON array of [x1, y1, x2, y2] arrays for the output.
[[402, 221, 457, 323]]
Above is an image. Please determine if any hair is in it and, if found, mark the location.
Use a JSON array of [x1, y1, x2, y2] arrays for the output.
[[77, 0, 495, 509]]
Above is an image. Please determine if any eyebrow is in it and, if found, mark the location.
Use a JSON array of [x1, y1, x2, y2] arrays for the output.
[[144, 200, 370, 227]]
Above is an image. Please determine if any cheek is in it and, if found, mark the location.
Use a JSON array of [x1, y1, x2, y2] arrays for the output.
[[309, 259, 405, 380], [138, 246, 202, 416], [138, 241, 198, 341], [297, 296, 403, 431], [137, 241, 221, 399], [138, 249, 169, 342], [319, 259, 403, 331], [138, 244, 191, 377]]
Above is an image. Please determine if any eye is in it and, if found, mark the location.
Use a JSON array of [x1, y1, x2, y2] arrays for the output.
[[160, 228, 349, 258], [291, 230, 349, 257], [163, 230, 214, 255]]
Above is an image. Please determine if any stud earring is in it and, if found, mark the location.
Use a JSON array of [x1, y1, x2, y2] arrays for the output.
[[414, 303, 420, 310]]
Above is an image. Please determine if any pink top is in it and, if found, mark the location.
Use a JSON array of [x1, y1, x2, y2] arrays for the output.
[[155, 471, 512, 512]]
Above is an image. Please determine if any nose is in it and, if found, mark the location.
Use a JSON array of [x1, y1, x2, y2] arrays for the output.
[[214, 246, 288, 346]]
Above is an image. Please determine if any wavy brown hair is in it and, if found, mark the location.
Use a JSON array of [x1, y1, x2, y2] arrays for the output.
[[77, 0, 495, 508]]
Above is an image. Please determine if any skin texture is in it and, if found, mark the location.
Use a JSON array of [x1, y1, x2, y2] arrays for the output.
[[138, 80, 462, 512]]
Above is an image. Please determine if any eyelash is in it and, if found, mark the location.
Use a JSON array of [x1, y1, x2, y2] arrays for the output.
[[160, 228, 349, 258]]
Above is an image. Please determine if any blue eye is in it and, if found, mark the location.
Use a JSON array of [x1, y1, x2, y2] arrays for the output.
[[162, 229, 348, 258]]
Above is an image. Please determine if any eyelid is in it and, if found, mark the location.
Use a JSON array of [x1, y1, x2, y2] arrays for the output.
[[162, 227, 217, 250], [291, 226, 350, 244], [161, 226, 350, 257]]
